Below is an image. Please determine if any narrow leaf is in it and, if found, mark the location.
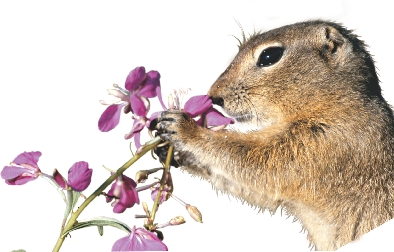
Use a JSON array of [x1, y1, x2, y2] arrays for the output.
[[62, 216, 132, 238]]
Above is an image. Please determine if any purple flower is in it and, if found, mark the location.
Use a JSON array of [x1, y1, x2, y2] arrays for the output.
[[106, 174, 139, 213], [53, 161, 93, 192], [183, 95, 234, 128], [183, 95, 212, 117], [112, 226, 168, 251], [126, 67, 161, 116], [98, 66, 163, 132], [1, 151, 42, 185], [124, 117, 146, 148], [124, 111, 161, 149], [165, 92, 234, 129], [196, 107, 235, 129]]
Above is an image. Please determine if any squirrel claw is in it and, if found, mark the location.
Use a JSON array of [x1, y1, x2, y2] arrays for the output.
[[155, 110, 190, 143], [154, 110, 192, 167]]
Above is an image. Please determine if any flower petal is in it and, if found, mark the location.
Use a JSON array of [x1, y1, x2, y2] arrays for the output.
[[150, 185, 169, 205], [195, 116, 204, 127], [13, 151, 41, 169], [204, 107, 235, 127], [112, 226, 168, 251], [184, 95, 212, 117], [113, 184, 139, 213], [150, 173, 172, 204], [67, 161, 93, 192], [1, 165, 40, 185], [112, 234, 133, 251], [138, 70, 160, 98], [1, 166, 29, 180], [6, 176, 37, 185], [135, 228, 168, 251], [130, 95, 148, 117], [125, 67, 146, 91], [108, 175, 139, 213], [106, 182, 116, 203], [133, 132, 142, 149], [124, 117, 146, 140], [112, 203, 127, 213], [155, 85, 167, 110], [53, 169, 67, 189], [98, 104, 126, 132], [146, 111, 162, 129], [119, 176, 139, 203]]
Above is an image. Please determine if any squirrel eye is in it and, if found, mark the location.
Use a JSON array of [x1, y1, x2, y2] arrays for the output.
[[257, 47, 284, 67]]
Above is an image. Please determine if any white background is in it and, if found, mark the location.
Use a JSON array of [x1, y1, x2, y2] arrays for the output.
[[0, 1, 393, 251]]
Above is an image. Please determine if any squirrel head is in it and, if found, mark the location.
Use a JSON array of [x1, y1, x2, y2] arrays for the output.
[[208, 20, 381, 129]]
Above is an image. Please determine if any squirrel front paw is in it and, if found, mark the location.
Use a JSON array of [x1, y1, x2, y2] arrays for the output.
[[151, 110, 198, 166], [155, 110, 197, 146]]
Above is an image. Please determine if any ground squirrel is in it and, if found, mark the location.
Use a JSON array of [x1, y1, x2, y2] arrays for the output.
[[155, 20, 394, 250]]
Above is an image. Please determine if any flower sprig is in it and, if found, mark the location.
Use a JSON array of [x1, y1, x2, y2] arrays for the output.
[[1, 66, 234, 251]]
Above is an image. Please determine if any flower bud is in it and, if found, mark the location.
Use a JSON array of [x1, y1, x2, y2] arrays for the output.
[[156, 216, 186, 229], [186, 204, 203, 223], [135, 168, 162, 183], [169, 216, 186, 226], [135, 170, 149, 183]]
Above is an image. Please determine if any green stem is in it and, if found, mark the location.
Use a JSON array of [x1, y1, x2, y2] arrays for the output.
[[150, 145, 173, 224], [52, 137, 162, 252]]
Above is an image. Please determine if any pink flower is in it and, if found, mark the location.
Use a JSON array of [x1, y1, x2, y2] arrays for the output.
[[98, 66, 163, 132], [1, 151, 42, 185], [53, 161, 93, 192], [182, 95, 235, 128], [124, 111, 161, 149], [183, 95, 212, 117], [112, 226, 168, 251], [99, 67, 167, 149], [106, 174, 139, 213]]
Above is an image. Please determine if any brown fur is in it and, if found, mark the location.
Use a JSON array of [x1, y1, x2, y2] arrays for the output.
[[156, 20, 394, 250]]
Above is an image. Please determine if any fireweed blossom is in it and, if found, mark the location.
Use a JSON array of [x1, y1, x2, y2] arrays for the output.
[[112, 226, 168, 251], [98, 66, 166, 148], [184, 95, 234, 129], [1, 151, 42, 185], [125, 111, 162, 149], [99, 68, 234, 149], [53, 161, 93, 192], [106, 174, 140, 213], [164, 93, 235, 129]]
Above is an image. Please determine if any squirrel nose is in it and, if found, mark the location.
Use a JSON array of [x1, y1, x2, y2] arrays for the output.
[[210, 97, 224, 107]]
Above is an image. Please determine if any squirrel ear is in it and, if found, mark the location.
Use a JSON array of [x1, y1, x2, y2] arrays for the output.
[[319, 26, 347, 59]]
